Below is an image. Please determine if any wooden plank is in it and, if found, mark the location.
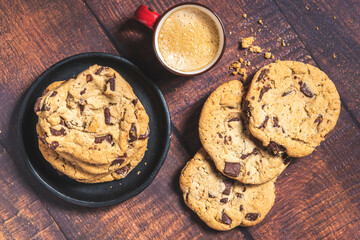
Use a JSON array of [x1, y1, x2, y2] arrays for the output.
[[274, 0, 360, 123], [0, 147, 66, 240], [0, 0, 117, 145], [36, 131, 247, 239]]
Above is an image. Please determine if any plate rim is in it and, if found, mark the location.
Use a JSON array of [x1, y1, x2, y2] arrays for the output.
[[17, 52, 171, 207]]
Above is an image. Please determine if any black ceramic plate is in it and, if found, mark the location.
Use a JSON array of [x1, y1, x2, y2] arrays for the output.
[[17, 52, 171, 207]]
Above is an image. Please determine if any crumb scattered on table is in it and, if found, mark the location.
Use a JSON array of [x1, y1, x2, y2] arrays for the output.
[[316, 27, 319, 30], [333, 53, 337, 59], [242, 13, 247, 18], [264, 52, 272, 59], [258, 19, 263, 25], [137, 171, 141, 175], [241, 37, 254, 48], [249, 46, 262, 53], [282, 41, 286, 47]]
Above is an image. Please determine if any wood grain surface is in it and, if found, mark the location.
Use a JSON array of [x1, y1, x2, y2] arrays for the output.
[[0, 0, 359, 239]]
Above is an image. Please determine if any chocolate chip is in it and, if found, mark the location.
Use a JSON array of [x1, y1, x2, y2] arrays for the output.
[[132, 99, 138, 106], [228, 136, 232, 141], [218, 133, 223, 138], [228, 117, 240, 122], [115, 164, 130, 175], [243, 186, 246, 192], [245, 213, 260, 221], [221, 212, 232, 225], [107, 78, 115, 91], [227, 106, 235, 109], [269, 141, 286, 154], [95, 67, 104, 75], [314, 114, 323, 125], [50, 127, 66, 136], [138, 131, 149, 140], [40, 135, 47, 144], [251, 96, 255, 100], [256, 68, 269, 82], [79, 104, 85, 113], [50, 91, 57, 97], [257, 116, 269, 128], [95, 134, 112, 144], [299, 81, 314, 98], [240, 205, 243, 211], [258, 85, 271, 101], [273, 116, 280, 127], [208, 193, 216, 198], [34, 97, 42, 112], [105, 134, 113, 143], [80, 88, 86, 95], [281, 90, 292, 97], [224, 162, 240, 177], [222, 179, 232, 195], [220, 198, 228, 204], [240, 148, 258, 159], [59, 117, 67, 127], [49, 141, 59, 150], [111, 155, 126, 166], [235, 193, 243, 198], [128, 123, 137, 142], [104, 108, 111, 125], [86, 74, 93, 82]]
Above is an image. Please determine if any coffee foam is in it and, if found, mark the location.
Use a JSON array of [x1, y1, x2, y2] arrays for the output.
[[157, 7, 220, 72]]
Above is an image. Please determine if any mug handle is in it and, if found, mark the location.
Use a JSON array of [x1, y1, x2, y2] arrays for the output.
[[134, 5, 161, 30]]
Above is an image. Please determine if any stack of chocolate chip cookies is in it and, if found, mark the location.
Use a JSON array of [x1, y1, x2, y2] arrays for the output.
[[180, 61, 340, 231], [34, 65, 150, 183]]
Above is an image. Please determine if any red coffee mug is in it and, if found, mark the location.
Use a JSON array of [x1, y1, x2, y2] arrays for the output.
[[134, 3, 226, 76]]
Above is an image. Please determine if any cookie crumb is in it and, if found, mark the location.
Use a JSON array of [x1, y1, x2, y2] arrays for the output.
[[229, 31, 232, 35], [271, 55, 275, 59], [137, 171, 141, 175], [316, 27, 319, 30], [245, 51, 248, 56], [250, 28, 254, 32], [239, 58, 244, 63], [258, 19, 263, 25], [282, 41, 286, 47], [250, 46, 262, 53], [305, 5, 310, 10], [333, 53, 337, 59], [109, 186, 113, 189], [264, 52, 272, 59], [242, 13, 247, 18], [258, 29, 261, 32], [241, 37, 254, 48], [333, 16, 337, 19], [277, 37, 282, 42], [144, 162, 147, 165]]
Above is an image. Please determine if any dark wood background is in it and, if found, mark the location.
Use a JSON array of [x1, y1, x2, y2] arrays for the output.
[[1, 0, 359, 239]]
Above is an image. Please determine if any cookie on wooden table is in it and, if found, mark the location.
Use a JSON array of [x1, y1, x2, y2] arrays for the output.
[[180, 148, 276, 231], [246, 61, 340, 157], [199, 80, 289, 184]]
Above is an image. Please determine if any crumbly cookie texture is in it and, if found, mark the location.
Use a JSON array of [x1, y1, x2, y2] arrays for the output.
[[34, 65, 149, 183], [246, 61, 340, 157], [199, 80, 289, 184], [180, 148, 276, 231]]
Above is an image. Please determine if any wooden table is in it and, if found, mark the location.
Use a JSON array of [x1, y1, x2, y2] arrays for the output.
[[1, 0, 359, 239]]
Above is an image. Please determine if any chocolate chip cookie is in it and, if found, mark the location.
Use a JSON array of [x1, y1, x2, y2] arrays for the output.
[[246, 61, 340, 157], [35, 65, 149, 183], [180, 148, 276, 231], [199, 80, 289, 184]]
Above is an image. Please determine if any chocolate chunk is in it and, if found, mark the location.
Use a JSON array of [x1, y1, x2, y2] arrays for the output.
[[107, 78, 115, 91], [104, 108, 111, 125], [258, 85, 271, 101], [79, 104, 85, 113], [138, 131, 149, 140], [299, 81, 314, 98], [208, 193, 216, 198], [95, 134, 112, 144], [256, 68, 269, 82], [228, 136, 232, 141], [281, 90, 292, 97], [80, 88, 86, 95], [128, 123, 137, 142], [34, 97, 42, 112], [111, 155, 126, 166], [257, 116, 269, 129], [220, 198, 228, 204], [314, 114, 323, 125], [273, 116, 280, 127], [95, 67, 104, 75], [115, 164, 130, 175], [218, 133, 223, 138], [132, 99, 138, 106], [228, 117, 240, 122], [245, 213, 260, 221], [222, 179, 232, 195], [50, 91, 57, 97], [224, 162, 240, 177], [40, 135, 47, 144], [235, 193, 243, 198], [227, 106, 235, 109], [269, 141, 286, 154], [59, 117, 67, 127], [240, 148, 258, 159], [50, 127, 66, 136], [247, 172, 250, 175], [86, 74, 93, 82], [221, 212, 232, 225], [243, 186, 246, 192], [240, 205, 243, 211], [251, 96, 255, 100], [49, 141, 59, 150]]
